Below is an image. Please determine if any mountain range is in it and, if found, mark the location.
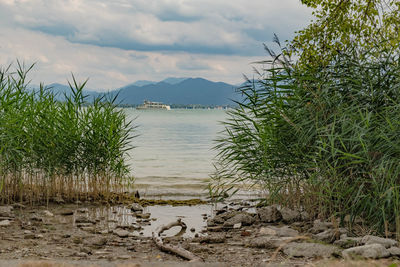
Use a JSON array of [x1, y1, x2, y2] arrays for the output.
[[39, 77, 242, 106]]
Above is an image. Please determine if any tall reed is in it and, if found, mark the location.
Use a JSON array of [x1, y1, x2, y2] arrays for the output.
[[0, 63, 134, 204], [213, 41, 400, 235]]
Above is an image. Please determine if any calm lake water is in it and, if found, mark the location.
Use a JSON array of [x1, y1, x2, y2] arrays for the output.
[[124, 108, 228, 199]]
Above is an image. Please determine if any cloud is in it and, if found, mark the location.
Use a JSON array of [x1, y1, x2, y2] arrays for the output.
[[0, 0, 313, 89], [0, 0, 311, 56]]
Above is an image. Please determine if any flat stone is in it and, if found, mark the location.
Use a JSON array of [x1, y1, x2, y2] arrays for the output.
[[259, 226, 299, 237], [199, 234, 226, 244], [310, 220, 333, 234], [130, 203, 143, 212], [388, 246, 400, 256], [314, 228, 347, 243], [207, 211, 239, 226], [342, 244, 390, 259], [333, 236, 362, 248], [113, 229, 130, 238], [223, 213, 255, 227], [0, 220, 11, 226], [75, 216, 95, 224], [257, 206, 282, 223], [248, 236, 293, 249], [233, 223, 241, 229], [280, 207, 301, 223], [361, 235, 398, 248], [283, 242, 341, 258], [60, 210, 74, 216], [135, 213, 150, 219], [43, 210, 54, 217]]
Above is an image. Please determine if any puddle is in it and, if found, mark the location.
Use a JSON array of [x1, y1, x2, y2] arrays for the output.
[[70, 204, 214, 238]]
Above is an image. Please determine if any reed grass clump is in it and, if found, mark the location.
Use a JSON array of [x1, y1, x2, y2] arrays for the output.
[[212, 41, 400, 235], [0, 63, 134, 204]]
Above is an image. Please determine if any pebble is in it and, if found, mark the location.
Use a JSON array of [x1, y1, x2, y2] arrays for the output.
[[0, 220, 11, 226]]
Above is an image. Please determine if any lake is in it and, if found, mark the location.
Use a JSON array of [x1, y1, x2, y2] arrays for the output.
[[124, 108, 228, 199]]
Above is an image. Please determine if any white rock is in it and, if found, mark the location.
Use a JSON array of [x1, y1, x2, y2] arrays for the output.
[[0, 220, 11, 226], [43, 210, 54, 217], [283, 242, 341, 258], [233, 223, 242, 229], [342, 244, 390, 259], [388, 246, 400, 256], [361, 235, 398, 248]]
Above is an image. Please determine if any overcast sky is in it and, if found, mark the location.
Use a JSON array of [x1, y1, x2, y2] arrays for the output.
[[0, 0, 312, 91]]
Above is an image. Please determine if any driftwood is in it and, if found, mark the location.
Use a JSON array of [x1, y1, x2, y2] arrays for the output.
[[152, 218, 202, 262]]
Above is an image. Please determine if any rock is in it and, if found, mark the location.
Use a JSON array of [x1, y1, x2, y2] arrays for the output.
[[259, 226, 299, 237], [314, 228, 348, 243], [77, 208, 88, 213], [113, 229, 130, 238], [333, 236, 362, 248], [199, 234, 226, 244], [84, 237, 107, 247], [257, 206, 282, 223], [233, 223, 242, 229], [248, 236, 293, 249], [0, 220, 11, 226], [310, 219, 333, 234], [280, 207, 301, 223], [43, 210, 54, 217], [0, 206, 14, 217], [207, 211, 239, 226], [388, 246, 400, 256], [300, 211, 310, 221], [342, 244, 390, 259], [190, 227, 196, 232], [361, 235, 398, 248], [283, 242, 341, 258], [24, 233, 36, 239], [75, 216, 95, 224], [60, 210, 74, 216], [130, 203, 143, 212], [223, 213, 255, 227], [135, 213, 150, 219]]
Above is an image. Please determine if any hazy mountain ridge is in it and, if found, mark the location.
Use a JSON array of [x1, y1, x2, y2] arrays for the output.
[[32, 77, 242, 106]]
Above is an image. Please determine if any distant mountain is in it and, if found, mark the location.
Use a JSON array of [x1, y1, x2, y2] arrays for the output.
[[116, 78, 240, 105], [32, 77, 242, 106]]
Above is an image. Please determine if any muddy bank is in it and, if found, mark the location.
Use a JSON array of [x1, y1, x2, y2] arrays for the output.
[[0, 202, 399, 267]]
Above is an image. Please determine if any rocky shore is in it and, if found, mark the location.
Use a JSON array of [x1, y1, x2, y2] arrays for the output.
[[0, 202, 399, 266]]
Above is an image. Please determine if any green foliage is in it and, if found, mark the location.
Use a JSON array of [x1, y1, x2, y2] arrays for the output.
[[0, 63, 134, 203], [291, 0, 400, 66], [212, 39, 400, 234]]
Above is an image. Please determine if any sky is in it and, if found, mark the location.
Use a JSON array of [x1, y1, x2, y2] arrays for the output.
[[0, 0, 312, 91]]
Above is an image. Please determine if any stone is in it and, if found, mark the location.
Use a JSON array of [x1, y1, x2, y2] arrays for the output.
[[280, 207, 301, 223], [342, 244, 390, 259], [248, 236, 293, 249], [207, 211, 239, 226], [300, 211, 310, 221], [257, 206, 282, 223], [113, 229, 130, 238], [259, 226, 299, 237], [310, 219, 333, 234], [199, 234, 226, 244], [333, 236, 362, 248], [130, 203, 143, 212], [283, 242, 341, 258], [388, 246, 400, 256], [361, 235, 398, 248], [314, 228, 348, 243], [0, 220, 11, 226], [135, 213, 150, 219], [0, 206, 14, 217], [84, 237, 108, 247], [60, 210, 74, 216], [223, 213, 255, 227], [75, 216, 95, 224], [43, 210, 54, 217], [233, 223, 242, 229]]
